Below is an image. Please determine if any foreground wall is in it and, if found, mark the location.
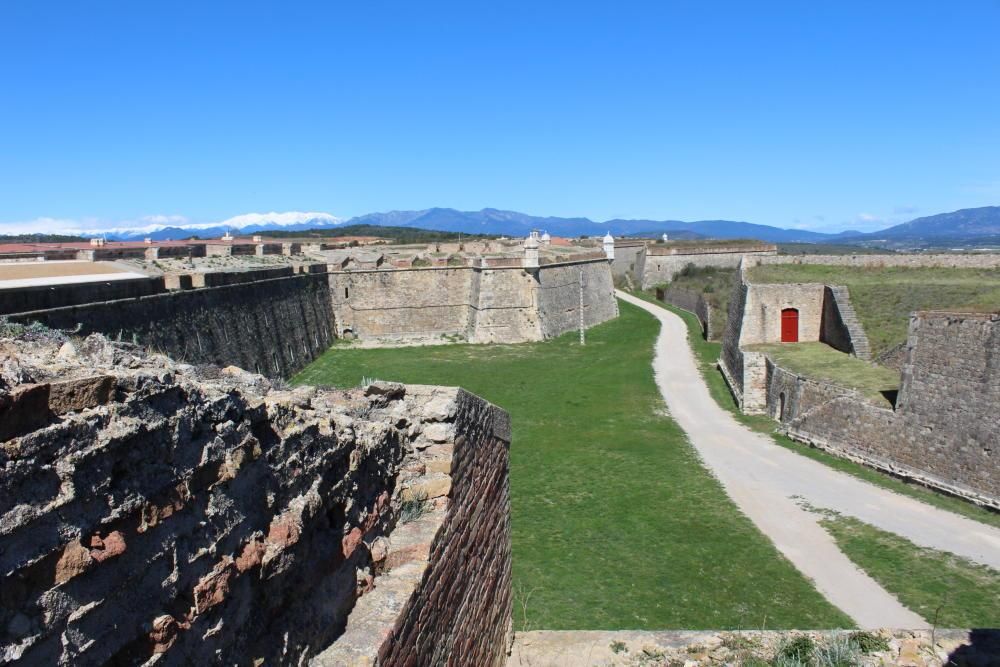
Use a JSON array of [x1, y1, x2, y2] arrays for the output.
[[8, 272, 334, 378], [0, 336, 513, 665], [774, 312, 1000, 507]]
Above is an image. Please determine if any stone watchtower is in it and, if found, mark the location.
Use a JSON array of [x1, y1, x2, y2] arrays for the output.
[[523, 231, 540, 269], [603, 231, 615, 261]]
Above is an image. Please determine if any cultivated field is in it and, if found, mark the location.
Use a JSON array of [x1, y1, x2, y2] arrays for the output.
[[294, 301, 853, 630], [747, 264, 1000, 356]]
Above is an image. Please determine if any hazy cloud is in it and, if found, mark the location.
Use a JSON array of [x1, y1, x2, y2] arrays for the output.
[[892, 205, 919, 215]]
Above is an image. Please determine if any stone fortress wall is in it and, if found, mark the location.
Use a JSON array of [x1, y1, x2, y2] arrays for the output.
[[721, 257, 1000, 507], [638, 242, 777, 288], [0, 336, 512, 665], [328, 259, 616, 345], [5, 269, 336, 378], [2, 252, 618, 376]]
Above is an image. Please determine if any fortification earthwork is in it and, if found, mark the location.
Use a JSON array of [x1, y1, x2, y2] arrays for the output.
[[2, 232, 999, 664]]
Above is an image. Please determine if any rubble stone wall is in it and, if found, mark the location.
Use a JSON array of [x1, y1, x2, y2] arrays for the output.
[[0, 337, 513, 665]]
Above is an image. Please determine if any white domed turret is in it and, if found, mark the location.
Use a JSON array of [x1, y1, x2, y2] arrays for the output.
[[523, 231, 540, 269], [602, 231, 615, 260], [540, 231, 551, 245], [662, 233, 669, 243]]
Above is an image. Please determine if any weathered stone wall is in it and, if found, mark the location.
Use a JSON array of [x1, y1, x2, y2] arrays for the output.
[[739, 283, 826, 346], [765, 359, 855, 422], [719, 278, 749, 402], [0, 277, 167, 315], [328, 260, 617, 345], [610, 242, 646, 280], [536, 261, 619, 339], [314, 389, 512, 666], [753, 253, 1000, 270], [775, 312, 1000, 507], [640, 246, 777, 288], [8, 273, 335, 378], [0, 336, 513, 665], [330, 268, 478, 342], [655, 286, 713, 339], [819, 286, 854, 355]]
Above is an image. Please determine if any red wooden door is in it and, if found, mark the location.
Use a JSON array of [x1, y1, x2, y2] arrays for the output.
[[781, 308, 799, 342]]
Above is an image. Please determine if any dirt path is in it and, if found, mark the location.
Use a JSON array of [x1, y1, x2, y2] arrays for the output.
[[617, 291, 1000, 628]]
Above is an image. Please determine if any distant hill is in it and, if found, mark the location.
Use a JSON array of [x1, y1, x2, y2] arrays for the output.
[[0, 233, 87, 243], [33, 205, 1000, 249], [839, 207, 1000, 248], [255, 224, 492, 244], [342, 208, 842, 243]]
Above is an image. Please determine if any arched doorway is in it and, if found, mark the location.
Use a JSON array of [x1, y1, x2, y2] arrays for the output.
[[781, 308, 799, 342]]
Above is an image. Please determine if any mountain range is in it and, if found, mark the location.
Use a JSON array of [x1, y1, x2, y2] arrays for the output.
[[24, 206, 1000, 249]]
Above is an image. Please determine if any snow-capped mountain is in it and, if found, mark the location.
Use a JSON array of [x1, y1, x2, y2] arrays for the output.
[[54, 212, 345, 241]]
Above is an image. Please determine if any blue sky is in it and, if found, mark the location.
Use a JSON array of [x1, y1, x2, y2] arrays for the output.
[[1, 0, 998, 234]]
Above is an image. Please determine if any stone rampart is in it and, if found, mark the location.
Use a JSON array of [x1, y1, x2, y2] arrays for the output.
[[536, 261, 619, 339], [640, 245, 777, 288], [610, 242, 646, 280], [772, 312, 1000, 507], [0, 337, 512, 665], [0, 277, 167, 315], [7, 273, 335, 378], [329, 259, 617, 344]]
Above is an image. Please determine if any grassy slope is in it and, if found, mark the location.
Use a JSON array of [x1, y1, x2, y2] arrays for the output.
[[293, 301, 851, 630], [747, 342, 900, 406], [644, 293, 1000, 531], [656, 266, 737, 339], [820, 515, 1000, 627], [746, 264, 1000, 356]]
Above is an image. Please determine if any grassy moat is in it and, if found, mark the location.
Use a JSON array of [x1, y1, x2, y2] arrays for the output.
[[294, 301, 852, 630]]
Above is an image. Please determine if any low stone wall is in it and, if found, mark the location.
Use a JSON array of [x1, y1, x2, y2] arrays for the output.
[[0, 336, 513, 665], [8, 273, 335, 378], [754, 253, 1000, 270]]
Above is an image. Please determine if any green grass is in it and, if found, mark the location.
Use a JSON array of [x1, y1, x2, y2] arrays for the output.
[[820, 514, 1000, 628], [293, 300, 852, 630], [648, 294, 1000, 531], [747, 264, 1000, 356], [746, 342, 899, 407]]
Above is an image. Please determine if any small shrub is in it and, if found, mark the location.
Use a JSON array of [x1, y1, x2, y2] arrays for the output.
[[399, 490, 430, 524], [609, 640, 627, 654], [778, 635, 815, 663], [814, 634, 862, 667], [848, 631, 889, 654]]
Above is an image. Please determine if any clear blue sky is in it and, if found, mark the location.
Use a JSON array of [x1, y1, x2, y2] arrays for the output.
[[1, 1, 998, 233]]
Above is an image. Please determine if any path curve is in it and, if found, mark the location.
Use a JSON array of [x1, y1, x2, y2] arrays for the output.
[[618, 291, 1000, 628]]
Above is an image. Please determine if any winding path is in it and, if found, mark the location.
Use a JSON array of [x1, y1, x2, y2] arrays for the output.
[[617, 291, 1000, 628]]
